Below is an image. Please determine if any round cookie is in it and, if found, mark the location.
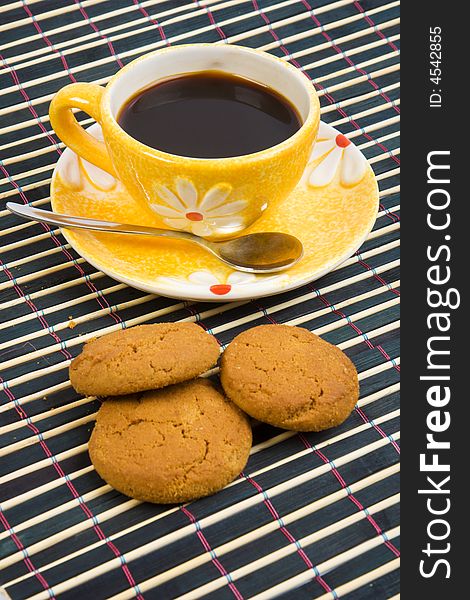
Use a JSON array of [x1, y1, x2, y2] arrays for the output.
[[70, 322, 220, 396], [220, 324, 359, 431], [88, 378, 252, 503]]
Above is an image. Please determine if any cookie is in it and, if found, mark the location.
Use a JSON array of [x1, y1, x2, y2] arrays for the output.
[[88, 379, 252, 503], [220, 324, 359, 431], [70, 322, 220, 396]]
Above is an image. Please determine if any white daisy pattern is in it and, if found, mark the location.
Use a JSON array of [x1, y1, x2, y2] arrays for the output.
[[150, 178, 248, 237], [189, 271, 254, 296], [59, 126, 117, 192], [158, 270, 284, 297], [307, 122, 367, 188]]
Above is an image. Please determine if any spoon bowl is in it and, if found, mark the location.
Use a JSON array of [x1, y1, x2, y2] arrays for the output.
[[7, 203, 303, 274], [214, 232, 303, 272]]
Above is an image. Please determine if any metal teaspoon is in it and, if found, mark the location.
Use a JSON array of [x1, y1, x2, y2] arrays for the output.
[[7, 203, 303, 274]]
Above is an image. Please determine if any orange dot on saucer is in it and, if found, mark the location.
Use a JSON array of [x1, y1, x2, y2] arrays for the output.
[[186, 212, 204, 222], [210, 284, 231, 295], [335, 134, 350, 148]]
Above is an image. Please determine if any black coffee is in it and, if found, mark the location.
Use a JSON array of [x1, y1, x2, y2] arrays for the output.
[[117, 71, 302, 158]]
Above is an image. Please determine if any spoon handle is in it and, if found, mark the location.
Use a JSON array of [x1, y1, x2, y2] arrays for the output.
[[6, 202, 203, 244]]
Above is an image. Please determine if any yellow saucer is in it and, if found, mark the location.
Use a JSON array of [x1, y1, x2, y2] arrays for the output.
[[51, 122, 378, 301]]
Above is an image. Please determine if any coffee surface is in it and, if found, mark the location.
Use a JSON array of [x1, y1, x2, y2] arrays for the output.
[[117, 71, 302, 158]]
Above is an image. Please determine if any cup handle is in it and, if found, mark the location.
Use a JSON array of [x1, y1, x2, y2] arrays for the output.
[[49, 82, 116, 177]]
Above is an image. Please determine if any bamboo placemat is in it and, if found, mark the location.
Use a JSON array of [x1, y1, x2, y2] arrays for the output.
[[0, 0, 400, 598]]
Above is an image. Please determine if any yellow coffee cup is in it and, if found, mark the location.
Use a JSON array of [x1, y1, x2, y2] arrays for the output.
[[50, 44, 320, 239]]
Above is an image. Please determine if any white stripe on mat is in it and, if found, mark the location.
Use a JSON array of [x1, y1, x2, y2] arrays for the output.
[[44, 2, 392, 76], [0, 241, 399, 382], [0, 442, 89, 485], [4, 1, 398, 70], [347, 116, 400, 141], [118, 497, 400, 600], [0, 299, 400, 455], [0, 466, 95, 515], [1, 0, 243, 57], [0, 27, 398, 150], [322, 85, 399, 116], [368, 223, 399, 240], [0, 293, 156, 351], [334, 103, 400, 130], [0, 271, 399, 423], [0, 283, 399, 388], [3, 0, 388, 78], [260, 4, 399, 53], [312, 558, 400, 600], [0, 284, 127, 331], [0, 0, 50, 13], [0, 0, 108, 24], [1, 316, 399, 439], [0, 187, 51, 210], [0, 31, 400, 130], [246, 529, 400, 600], [0, 243, 72, 271], [253, 381, 399, 455], [2, 391, 398, 551], [1, 0, 345, 74], [0, 404, 398, 545], [312, 51, 399, 85], [359, 131, 400, 149], [0, 287, 399, 401], [0, 228, 60, 251], [0, 397, 97, 435], [4, 460, 399, 589], [0, 414, 96, 459], [0, 259, 399, 420], [377, 168, 399, 181], [295, 29, 399, 65], [0, 254, 399, 353], [0, 382, 72, 418], [0, 258, 88, 293], [3, 435, 399, 593], [0, 378, 398, 490], [380, 185, 399, 196], [0, 484, 114, 542], [0, 0, 359, 88]]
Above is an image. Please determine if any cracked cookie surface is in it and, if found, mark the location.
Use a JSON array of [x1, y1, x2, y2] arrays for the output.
[[88, 378, 252, 503], [220, 324, 359, 431], [70, 322, 220, 396]]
